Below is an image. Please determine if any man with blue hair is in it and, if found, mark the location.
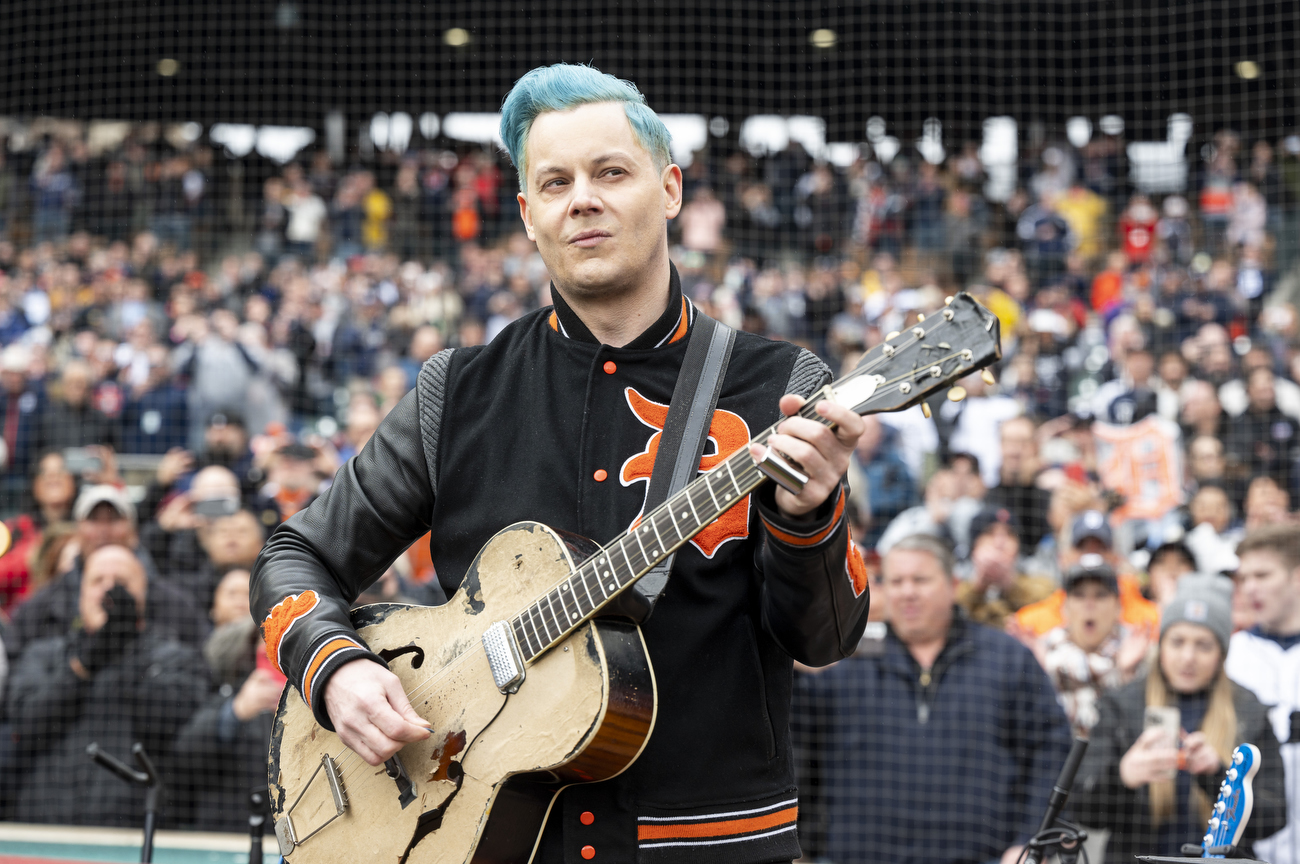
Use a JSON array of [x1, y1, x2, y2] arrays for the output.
[[253, 62, 871, 863]]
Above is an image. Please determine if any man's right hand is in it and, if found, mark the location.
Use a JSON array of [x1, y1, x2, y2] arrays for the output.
[[324, 658, 431, 766]]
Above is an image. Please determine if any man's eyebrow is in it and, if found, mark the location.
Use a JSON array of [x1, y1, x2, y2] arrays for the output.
[[532, 152, 635, 178]]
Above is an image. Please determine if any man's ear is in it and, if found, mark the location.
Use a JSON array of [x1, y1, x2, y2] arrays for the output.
[[662, 163, 683, 220], [517, 191, 535, 241]]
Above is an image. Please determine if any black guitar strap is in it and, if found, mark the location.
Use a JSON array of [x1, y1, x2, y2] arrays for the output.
[[628, 311, 735, 622]]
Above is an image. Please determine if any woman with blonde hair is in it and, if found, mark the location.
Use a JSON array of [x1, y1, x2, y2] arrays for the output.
[[1074, 575, 1286, 862]]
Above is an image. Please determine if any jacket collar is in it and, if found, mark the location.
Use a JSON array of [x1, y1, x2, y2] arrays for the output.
[[883, 608, 975, 675], [546, 262, 693, 349]]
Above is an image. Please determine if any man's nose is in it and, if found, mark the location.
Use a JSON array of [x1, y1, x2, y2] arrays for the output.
[[569, 176, 602, 215]]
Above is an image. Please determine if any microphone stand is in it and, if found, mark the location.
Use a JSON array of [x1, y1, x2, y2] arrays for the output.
[[87, 742, 163, 864], [1024, 737, 1089, 864]]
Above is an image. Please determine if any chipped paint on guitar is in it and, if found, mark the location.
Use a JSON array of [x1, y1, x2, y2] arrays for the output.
[[267, 521, 657, 864]]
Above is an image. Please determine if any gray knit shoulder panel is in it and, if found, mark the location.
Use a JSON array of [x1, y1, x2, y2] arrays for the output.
[[415, 348, 455, 495], [784, 347, 832, 398]]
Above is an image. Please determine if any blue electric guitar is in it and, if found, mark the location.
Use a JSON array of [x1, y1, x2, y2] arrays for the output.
[[1201, 743, 1262, 858]]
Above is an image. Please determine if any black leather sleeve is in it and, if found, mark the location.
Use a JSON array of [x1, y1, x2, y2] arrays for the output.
[[751, 350, 871, 666], [250, 387, 434, 729]]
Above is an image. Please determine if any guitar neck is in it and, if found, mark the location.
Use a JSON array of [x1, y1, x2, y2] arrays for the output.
[[507, 298, 994, 663], [508, 398, 828, 663]]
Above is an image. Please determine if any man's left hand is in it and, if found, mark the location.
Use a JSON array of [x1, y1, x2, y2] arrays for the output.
[[751, 394, 864, 519]]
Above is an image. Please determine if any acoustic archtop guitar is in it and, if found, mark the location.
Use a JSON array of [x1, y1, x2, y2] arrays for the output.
[[268, 293, 1002, 864]]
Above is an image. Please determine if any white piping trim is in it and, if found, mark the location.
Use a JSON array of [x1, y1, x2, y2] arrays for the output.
[[638, 824, 797, 849], [636, 798, 798, 822]]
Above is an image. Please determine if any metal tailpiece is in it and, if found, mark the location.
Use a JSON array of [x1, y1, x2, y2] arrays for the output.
[[482, 621, 526, 694], [754, 446, 809, 495], [275, 752, 349, 856]]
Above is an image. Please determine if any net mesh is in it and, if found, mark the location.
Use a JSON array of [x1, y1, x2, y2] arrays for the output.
[[0, 3, 1295, 863]]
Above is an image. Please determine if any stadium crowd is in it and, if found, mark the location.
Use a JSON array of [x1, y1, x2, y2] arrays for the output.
[[0, 119, 1294, 863]]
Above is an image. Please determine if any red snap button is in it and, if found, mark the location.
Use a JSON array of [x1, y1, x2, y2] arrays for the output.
[[603, 361, 617, 374], [580, 811, 595, 825], [581, 845, 596, 859], [593, 469, 608, 482]]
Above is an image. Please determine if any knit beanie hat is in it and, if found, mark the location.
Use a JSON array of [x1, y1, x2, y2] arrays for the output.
[[1160, 573, 1234, 653]]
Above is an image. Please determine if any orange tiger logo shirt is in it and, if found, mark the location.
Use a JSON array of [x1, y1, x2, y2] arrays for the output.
[[619, 387, 751, 558]]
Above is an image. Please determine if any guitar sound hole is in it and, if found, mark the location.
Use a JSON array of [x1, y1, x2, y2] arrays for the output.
[[378, 644, 426, 669], [446, 761, 464, 782]]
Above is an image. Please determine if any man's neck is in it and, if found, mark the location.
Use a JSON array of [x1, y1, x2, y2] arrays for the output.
[[902, 626, 951, 671], [553, 256, 672, 348], [1263, 606, 1300, 639]]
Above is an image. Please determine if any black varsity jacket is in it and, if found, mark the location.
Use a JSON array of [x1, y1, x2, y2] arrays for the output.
[[251, 267, 873, 864]]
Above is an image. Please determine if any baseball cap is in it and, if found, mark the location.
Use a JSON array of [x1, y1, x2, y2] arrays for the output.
[[969, 506, 1021, 543], [207, 409, 246, 430], [1070, 510, 1113, 549], [1063, 554, 1119, 595], [73, 484, 138, 524]]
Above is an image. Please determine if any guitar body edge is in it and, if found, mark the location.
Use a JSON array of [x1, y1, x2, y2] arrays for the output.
[[472, 618, 658, 864]]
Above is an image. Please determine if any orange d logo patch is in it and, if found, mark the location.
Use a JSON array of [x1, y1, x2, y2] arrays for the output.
[[262, 591, 320, 672], [620, 387, 751, 558]]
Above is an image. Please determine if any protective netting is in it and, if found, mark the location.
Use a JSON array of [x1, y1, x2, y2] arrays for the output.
[[0, 4, 1296, 863]]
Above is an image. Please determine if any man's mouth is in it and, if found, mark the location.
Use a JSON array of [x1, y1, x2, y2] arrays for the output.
[[569, 230, 612, 248]]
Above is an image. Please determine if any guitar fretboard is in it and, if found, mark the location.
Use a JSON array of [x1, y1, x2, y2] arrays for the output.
[[508, 412, 794, 661]]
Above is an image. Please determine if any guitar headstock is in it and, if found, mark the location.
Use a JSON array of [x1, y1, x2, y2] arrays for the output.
[[825, 292, 1002, 416], [1203, 743, 1261, 857]]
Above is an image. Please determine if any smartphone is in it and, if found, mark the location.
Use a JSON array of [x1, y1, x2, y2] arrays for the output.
[[63, 447, 103, 476], [192, 496, 240, 519], [1144, 705, 1181, 752]]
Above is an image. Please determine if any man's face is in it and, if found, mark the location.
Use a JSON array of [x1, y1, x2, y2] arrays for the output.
[[77, 502, 137, 556], [1236, 550, 1300, 634], [1062, 580, 1121, 653], [205, 423, 248, 460], [79, 546, 146, 633], [517, 102, 682, 301], [1148, 551, 1194, 605], [1189, 438, 1225, 479], [210, 567, 252, 627], [881, 548, 955, 648], [999, 418, 1035, 481], [200, 511, 265, 568], [971, 524, 1019, 589]]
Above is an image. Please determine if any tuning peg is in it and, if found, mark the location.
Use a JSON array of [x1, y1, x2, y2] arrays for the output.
[[916, 313, 925, 322], [885, 331, 900, 341], [981, 369, 996, 385], [948, 386, 967, 403], [944, 295, 953, 305], [921, 402, 932, 419]]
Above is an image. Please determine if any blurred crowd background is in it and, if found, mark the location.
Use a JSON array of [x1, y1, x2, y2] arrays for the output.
[[0, 111, 1296, 862]]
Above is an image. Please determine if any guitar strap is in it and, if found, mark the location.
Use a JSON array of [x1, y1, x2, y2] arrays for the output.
[[628, 311, 735, 622]]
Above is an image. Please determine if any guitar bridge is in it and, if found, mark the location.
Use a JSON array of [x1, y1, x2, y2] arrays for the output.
[[275, 752, 349, 856], [482, 621, 525, 694]]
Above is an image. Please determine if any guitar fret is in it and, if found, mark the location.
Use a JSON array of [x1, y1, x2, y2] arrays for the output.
[[665, 506, 683, 540], [705, 473, 720, 511], [513, 619, 536, 657], [558, 586, 578, 623], [529, 603, 553, 646], [595, 558, 611, 598], [617, 539, 636, 580], [578, 569, 596, 611], [631, 525, 650, 562], [725, 458, 741, 495], [543, 593, 562, 640], [685, 489, 701, 524], [649, 518, 665, 550]]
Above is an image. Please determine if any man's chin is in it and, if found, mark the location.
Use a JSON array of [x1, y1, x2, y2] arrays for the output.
[[557, 259, 631, 298]]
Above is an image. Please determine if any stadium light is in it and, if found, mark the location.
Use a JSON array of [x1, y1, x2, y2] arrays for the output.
[[156, 58, 180, 77], [444, 28, 471, 47], [1235, 60, 1260, 80], [809, 29, 837, 49]]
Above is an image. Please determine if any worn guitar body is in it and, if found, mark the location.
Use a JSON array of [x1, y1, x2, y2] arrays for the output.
[[267, 522, 657, 864]]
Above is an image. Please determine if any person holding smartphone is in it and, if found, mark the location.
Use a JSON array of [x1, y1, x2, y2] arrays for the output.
[[1074, 575, 1286, 863]]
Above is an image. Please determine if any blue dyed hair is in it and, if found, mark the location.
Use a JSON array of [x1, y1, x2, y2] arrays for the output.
[[500, 63, 673, 191]]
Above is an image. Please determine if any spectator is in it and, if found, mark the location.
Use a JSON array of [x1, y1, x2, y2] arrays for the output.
[[955, 505, 1055, 630], [1013, 510, 1160, 640], [677, 186, 726, 256], [793, 534, 1072, 864], [172, 311, 261, 451], [38, 359, 119, 452], [1075, 575, 1286, 862], [845, 415, 919, 548], [1145, 540, 1197, 607], [1224, 367, 1299, 494], [6, 544, 209, 826], [1039, 556, 1150, 734], [984, 416, 1052, 549], [283, 178, 327, 262], [0, 450, 78, 612], [1225, 526, 1300, 864], [7, 485, 210, 662], [0, 344, 47, 511]]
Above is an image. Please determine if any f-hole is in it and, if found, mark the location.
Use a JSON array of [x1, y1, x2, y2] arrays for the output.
[[378, 644, 426, 669]]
